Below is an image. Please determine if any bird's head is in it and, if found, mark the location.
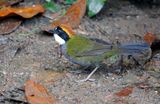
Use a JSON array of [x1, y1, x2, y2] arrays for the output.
[[49, 25, 75, 45]]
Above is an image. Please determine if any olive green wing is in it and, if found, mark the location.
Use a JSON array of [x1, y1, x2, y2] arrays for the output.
[[67, 36, 114, 58], [66, 36, 119, 66]]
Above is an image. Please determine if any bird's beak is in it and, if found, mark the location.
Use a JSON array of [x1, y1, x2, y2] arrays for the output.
[[48, 29, 55, 34]]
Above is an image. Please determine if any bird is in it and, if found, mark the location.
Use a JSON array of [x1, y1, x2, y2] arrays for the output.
[[49, 26, 152, 82]]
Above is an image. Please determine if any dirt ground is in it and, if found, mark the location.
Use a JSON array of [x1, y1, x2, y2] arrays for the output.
[[0, 0, 160, 104]]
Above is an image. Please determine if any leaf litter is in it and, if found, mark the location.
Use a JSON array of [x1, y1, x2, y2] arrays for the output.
[[0, 2, 45, 35], [44, 0, 86, 32], [0, 17, 22, 35], [0, 4, 45, 18], [114, 86, 133, 97], [25, 80, 57, 104]]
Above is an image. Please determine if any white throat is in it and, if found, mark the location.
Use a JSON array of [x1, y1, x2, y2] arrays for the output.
[[54, 34, 66, 45]]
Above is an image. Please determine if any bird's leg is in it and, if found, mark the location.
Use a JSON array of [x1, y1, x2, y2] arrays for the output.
[[76, 66, 99, 83], [114, 55, 126, 74], [58, 46, 62, 58]]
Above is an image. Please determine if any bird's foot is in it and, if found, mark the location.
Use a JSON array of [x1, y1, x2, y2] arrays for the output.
[[75, 66, 99, 83]]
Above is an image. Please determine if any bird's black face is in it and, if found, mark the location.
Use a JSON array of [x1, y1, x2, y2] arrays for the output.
[[51, 26, 70, 42]]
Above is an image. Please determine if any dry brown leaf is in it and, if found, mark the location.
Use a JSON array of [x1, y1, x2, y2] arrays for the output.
[[0, 4, 45, 18], [115, 86, 133, 97], [25, 80, 57, 104], [144, 32, 157, 45], [45, 0, 86, 31], [0, 17, 22, 35]]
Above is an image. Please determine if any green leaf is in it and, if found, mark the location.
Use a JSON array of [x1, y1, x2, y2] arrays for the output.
[[44, 1, 60, 12], [64, 0, 76, 4], [87, 0, 107, 17]]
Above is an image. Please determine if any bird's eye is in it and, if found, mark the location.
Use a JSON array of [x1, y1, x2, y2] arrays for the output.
[[48, 27, 60, 34], [52, 26, 62, 34]]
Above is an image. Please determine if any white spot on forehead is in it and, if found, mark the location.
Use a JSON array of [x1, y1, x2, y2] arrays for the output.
[[54, 34, 65, 45]]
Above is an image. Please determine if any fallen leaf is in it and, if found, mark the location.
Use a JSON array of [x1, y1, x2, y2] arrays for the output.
[[45, 0, 86, 31], [115, 86, 133, 97], [144, 32, 157, 45], [25, 80, 57, 104], [0, 4, 45, 18], [0, 17, 22, 35], [63, 0, 106, 17]]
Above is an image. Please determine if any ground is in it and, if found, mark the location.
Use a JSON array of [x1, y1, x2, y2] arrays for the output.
[[0, 0, 160, 104]]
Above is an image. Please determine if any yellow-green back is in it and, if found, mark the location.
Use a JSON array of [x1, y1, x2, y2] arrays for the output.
[[66, 36, 119, 66]]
